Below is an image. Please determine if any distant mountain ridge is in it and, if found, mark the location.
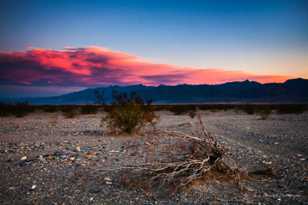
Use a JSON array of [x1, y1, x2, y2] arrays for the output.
[[2, 78, 308, 104]]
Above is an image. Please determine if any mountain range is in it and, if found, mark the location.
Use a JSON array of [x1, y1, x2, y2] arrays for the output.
[[2, 78, 308, 104]]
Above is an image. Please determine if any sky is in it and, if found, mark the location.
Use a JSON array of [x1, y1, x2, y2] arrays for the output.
[[0, 0, 307, 97]]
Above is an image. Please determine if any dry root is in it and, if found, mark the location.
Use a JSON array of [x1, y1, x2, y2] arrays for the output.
[[119, 110, 245, 194]]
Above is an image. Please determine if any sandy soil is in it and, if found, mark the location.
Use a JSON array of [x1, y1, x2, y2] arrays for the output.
[[0, 111, 307, 204]]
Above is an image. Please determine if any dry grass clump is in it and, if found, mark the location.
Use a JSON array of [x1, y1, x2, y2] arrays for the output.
[[102, 92, 157, 134]]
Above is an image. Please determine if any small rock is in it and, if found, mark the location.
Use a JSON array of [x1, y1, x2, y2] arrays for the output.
[[76, 146, 81, 152], [30, 185, 36, 190], [104, 177, 112, 181], [104, 177, 112, 185], [262, 160, 272, 165], [80, 146, 92, 152], [20, 156, 27, 161], [84, 152, 96, 160], [38, 155, 46, 163], [221, 156, 238, 170]]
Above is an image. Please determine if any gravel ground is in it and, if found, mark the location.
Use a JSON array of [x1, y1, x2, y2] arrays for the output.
[[0, 111, 307, 204]]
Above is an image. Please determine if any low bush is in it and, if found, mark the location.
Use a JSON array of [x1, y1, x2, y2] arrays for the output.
[[42, 106, 58, 113], [257, 108, 272, 120], [103, 92, 157, 134], [0, 102, 33, 117], [276, 104, 306, 114], [80, 105, 99, 114], [61, 106, 79, 118]]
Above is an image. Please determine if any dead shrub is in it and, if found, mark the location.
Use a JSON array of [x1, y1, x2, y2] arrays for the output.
[[115, 110, 248, 195], [103, 92, 157, 134]]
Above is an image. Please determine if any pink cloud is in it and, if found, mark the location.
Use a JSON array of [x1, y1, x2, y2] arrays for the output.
[[0, 46, 290, 87]]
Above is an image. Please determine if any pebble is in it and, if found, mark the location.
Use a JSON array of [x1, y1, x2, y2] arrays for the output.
[[1, 113, 307, 204], [104, 177, 112, 185], [262, 160, 272, 165], [20, 156, 27, 161], [104, 177, 112, 181], [38, 155, 47, 163], [30, 185, 36, 190]]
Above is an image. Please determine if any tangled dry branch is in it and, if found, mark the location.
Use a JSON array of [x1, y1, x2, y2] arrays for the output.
[[118, 110, 243, 194]]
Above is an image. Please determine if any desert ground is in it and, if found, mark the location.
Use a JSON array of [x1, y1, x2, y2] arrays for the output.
[[0, 110, 307, 204]]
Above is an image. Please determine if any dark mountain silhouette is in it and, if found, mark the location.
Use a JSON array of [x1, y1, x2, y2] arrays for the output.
[[2, 78, 308, 104]]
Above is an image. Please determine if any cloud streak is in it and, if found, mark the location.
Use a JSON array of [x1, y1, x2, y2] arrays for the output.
[[0, 46, 289, 88]]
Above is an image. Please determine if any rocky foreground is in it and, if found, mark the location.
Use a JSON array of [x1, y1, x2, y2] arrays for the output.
[[0, 111, 307, 204]]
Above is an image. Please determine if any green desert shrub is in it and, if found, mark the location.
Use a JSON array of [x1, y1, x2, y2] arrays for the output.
[[103, 92, 157, 134]]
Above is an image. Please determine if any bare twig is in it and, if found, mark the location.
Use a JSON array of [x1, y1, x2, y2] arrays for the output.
[[118, 110, 240, 193]]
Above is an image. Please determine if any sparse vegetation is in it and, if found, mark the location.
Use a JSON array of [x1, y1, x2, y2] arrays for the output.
[[60, 106, 79, 118], [80, 105, 99, 114], [1, 103, 307, 203], [258, 108, 272, 120], [0, 102, 33, 117], [41, 106, 58, 113], [120, 110, 245, 194], [102, 92, 157, 134], [0, 103, 307, 118]]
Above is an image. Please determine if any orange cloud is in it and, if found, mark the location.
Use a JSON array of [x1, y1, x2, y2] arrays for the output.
[[0, 46, 290, 87]]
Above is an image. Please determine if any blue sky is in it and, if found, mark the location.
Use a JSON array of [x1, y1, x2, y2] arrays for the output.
[[0, 0, 307, 97]]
